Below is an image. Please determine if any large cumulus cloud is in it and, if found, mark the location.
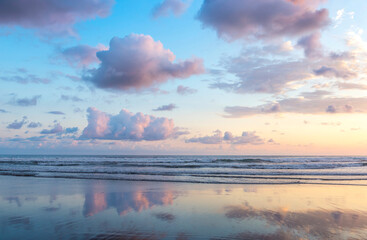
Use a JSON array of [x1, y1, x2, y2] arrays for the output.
[[197, 0, 330, 41], [0, 0, 114, 36], [83, 34, 204, 91], [80, 107, 186, 141]]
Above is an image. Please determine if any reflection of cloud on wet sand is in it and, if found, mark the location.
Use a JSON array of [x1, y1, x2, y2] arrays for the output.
[[83, 190, 176, 217], [89, 229, 165, 240], [153, 212, 175, 222], [6, 216, 32, 230], [224, 205, 367, 239]]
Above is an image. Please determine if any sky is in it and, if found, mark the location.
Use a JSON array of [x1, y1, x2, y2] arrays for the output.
[[0, 0, 367, 155]]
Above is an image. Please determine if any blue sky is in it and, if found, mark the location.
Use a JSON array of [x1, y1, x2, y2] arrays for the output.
[[1, 0, 367, 154]]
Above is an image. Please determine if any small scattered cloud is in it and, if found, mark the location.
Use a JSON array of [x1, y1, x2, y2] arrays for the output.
[[60, 95, 83, 102], [1, 73, 50, 84], [10, 95, 41, 107], [83, 34, 204, 91], [7, 117, 27, 129], [152, 0, 191, 19], [65, 127, 78, 134], [80, 107, 187, 141], [40, 123, 63, 134], [153, 104, 177, 111], [27, 122, 42, 128], [177, 85, 197, 95], [47, 111, 65, 115]]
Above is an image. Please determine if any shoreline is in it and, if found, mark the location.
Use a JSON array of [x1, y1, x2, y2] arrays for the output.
[[2, 173, 367, 186]]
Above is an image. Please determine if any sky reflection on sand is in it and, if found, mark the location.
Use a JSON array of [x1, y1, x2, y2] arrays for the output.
[[1, 176, 367, 239]]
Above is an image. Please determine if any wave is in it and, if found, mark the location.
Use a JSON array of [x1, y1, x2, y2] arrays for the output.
[[1, 155, 367, 185]]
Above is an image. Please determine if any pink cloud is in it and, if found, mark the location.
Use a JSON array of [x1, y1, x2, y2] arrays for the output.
[[0, 0, 114, 36], [186, 130, 264, 145], [152, 0, 191, 18], [83, 34, 204, 91], [81, 107, 187, 141], [61, 44, 107, 67], [197, 0, 330, 41]]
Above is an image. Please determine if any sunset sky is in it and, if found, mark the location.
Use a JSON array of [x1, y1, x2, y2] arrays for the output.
[[1, 0, 367, 155]]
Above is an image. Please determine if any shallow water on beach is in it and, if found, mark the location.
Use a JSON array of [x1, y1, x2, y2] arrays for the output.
[[1, 175, 367, 239]]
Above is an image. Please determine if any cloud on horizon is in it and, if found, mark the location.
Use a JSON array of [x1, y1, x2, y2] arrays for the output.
[[186, 130, 264, 145], [80, 107, 187, 141], [83, 34, 204, 91], [224, 91, 367, 117]]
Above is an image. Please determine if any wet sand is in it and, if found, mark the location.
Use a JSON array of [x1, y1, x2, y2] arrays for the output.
[[1, 175, 367, 239]]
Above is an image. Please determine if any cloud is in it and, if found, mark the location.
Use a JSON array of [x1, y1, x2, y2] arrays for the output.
[[325, 105, 336, 113], [211, 56, 313, 93], [40, 124, 63, 134], [7, 117, 27, 129], [297, 32, 323, 58], [0, 109, 9, 113], [153, 104, 177, 111], [65, 127, 78, 134], [60, 44, 107, 67], [0, 0, 115, 36], [197, 0, 330, 41], [27, 122, 42, 128], [186, 130, 264, 145], [83, 34, 204, 91], [47, 111, 65, 115], [60, 95, 83, 102], [177, 85, 197, 95], [152, 0, 190, 18], [211, 45, 359, 94], [337, 82, 367, 90], [80, 107, 187, 141], [10, 95, 41, 107], [313, 65, 357, 79], [224, 91, 367, 117], [1, 73, 50, 84]]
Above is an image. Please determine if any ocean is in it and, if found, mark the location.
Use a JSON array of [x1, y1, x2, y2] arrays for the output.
[[1, 155, 367, 185]]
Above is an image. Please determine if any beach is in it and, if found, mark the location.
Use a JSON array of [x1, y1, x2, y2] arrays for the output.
[[2, 175, 367, 239]]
